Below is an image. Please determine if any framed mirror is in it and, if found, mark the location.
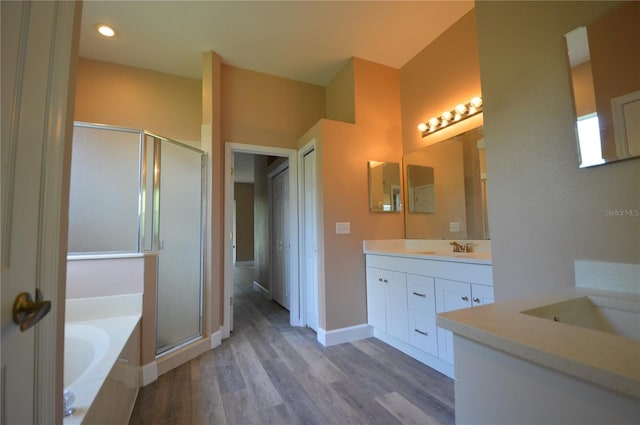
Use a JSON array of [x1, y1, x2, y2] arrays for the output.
[[368, 161, 402, 212], [404, 126, 488, 239], [407, 165, 435, 213], [565, 1, 640, 168]]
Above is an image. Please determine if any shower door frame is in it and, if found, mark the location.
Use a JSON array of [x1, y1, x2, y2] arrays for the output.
[[70, 122, 208, 356]]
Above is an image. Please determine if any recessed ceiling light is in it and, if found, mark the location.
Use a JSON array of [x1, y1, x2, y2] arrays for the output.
[[97, 25, 116, 38]]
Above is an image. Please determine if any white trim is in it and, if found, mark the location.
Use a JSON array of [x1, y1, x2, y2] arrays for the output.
[[611, 89, 640, 158], [224, 142, 300, 336], [297, 139, 320, 331], [139, 361, 159, 386], [253, 280, 270, 295], [316, 324, 373, 347], [210, 329, 222, 349]]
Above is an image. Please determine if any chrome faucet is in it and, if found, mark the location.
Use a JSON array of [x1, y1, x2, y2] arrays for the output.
[[450, 241, 473, 253]]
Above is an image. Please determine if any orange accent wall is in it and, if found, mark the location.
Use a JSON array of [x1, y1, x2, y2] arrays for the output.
[[306, 58, 405, 331], [400, 9, 482, 155], [221, 65, 326, 149], [74, 58, 201, 143]]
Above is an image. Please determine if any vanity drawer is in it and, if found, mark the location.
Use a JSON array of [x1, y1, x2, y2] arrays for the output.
[[408, 310, 438, 356], [407, 274, 435, 314]]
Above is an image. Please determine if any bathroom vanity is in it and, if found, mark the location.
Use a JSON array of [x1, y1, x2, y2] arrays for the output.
[[363, 239, 493, 378], [438, 288, 640, 424]]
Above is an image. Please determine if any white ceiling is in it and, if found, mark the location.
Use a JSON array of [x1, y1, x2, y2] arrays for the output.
[[79, 0, 474, 86]]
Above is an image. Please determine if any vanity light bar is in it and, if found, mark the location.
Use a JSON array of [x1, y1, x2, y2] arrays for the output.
[[418, 96, 483, 137]]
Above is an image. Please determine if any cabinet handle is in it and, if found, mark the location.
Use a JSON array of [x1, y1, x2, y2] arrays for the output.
[[412, 292, 426, 298], [383, 279, 388, 283], [414, 329, 428, 336], [473, 297, 481, 303], [378, 278, 383, 282], [461, 295, 469, 301]]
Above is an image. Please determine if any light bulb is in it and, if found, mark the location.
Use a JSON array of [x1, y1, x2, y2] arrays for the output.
[[454, 113, 462, 121], [470, 96, 483, 108], [469, 106, 477, 115], [455, 104, 467, 114], [442, 111, 453, 121], [97, 25, 116, 37], [429, 117, 439, 127], [418, 123, 428, 132]]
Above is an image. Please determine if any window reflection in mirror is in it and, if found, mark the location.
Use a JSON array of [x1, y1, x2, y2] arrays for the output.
[[403, 126, 489, 239], [368, 161, 402, 212], [407, 165, 435, 213], [565, 1, 640, 167]]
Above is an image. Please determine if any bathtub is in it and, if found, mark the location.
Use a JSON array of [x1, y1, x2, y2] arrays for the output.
[[64, 296, 141, 425]]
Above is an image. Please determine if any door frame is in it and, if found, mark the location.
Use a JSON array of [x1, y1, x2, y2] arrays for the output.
[[297, 139, 320, 330], [223, 142, 300, 337]]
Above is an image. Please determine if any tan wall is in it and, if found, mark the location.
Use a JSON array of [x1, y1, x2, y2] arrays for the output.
[[400, 9, 481, 154], [476, 0, 639, 300], [75, 58, 201, 143], [326, 59, 356, 123], [221, 65, 326, 148], [319, 58, 405, 331], [234, 183, 254, 262]]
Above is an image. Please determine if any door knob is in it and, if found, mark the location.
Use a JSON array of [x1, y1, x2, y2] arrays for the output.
[[12, 289, 51, 332]]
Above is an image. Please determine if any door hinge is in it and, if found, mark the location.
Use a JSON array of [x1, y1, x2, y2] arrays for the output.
[[230, 166, 234, 176]]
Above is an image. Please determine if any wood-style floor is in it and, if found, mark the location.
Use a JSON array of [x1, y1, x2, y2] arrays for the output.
[[129, 264, 455, 425]]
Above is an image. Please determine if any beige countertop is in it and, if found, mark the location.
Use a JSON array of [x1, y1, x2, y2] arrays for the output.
[[363, 239, 492, 265], [437, 288, 640, 400]]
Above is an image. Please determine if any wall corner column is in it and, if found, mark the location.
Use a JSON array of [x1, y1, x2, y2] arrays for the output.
[[202, 51, 223, 334]]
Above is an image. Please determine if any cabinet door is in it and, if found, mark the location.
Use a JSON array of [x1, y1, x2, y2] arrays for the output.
[[435, 279, 471, 364], [366, 267, 387, 331], [408, 310, 438, 356], [472, 284, 494, 306], [407, 274, 435, 315], [435, 278, 472, 313], [385, 270, 409, 342]]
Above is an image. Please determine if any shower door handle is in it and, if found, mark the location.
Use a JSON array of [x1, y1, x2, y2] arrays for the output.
[[159, 239, 165, 249]]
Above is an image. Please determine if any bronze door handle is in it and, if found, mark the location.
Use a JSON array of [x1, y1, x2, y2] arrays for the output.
[[12, 289, 51, 332]]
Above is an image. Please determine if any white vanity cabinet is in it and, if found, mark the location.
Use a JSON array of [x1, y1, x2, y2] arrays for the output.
[[365, 253, 493, 378], [365, 267, 409, 342]]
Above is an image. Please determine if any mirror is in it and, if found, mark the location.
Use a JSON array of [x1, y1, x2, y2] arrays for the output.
[[404, 126, 489, 239], [368, 161, 402, 212], [565, 1, 640, 168], [407, 165, 435, 213]]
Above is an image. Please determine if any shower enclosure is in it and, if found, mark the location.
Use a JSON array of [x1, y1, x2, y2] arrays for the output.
[[68, 123, 206, 355]]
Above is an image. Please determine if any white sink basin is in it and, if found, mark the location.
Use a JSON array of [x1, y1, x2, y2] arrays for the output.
[[521, 296, 640, 340]]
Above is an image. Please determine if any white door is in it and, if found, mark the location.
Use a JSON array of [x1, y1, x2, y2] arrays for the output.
[[302, 150, 318, 330], [270, 168, 290, 310], [1, 2, 80, 423]]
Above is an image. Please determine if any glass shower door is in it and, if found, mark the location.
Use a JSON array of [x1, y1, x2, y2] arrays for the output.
[[156, 141, 204, 354]]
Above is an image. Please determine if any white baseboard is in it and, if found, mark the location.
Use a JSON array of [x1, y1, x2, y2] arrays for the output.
[[317, 323, 373, 347], [210, 329, 222, 349], [156, 337, 210, 377], [139, 361, 158, 386], [252, 280, 269, 294]]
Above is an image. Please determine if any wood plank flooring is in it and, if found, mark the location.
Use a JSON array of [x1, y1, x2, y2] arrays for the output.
[[129, 264, 455, 425]]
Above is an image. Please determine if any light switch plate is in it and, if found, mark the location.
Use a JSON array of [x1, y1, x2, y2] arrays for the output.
[[336, 222, 351, 234], [449, 221, 460, 232]]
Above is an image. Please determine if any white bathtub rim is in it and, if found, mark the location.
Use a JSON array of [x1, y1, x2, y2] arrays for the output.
[[63, 315, 140, 425], [64, 324, 109, 388]]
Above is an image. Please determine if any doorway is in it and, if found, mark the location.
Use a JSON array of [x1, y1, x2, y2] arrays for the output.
[[223, 143, 300, 337]]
